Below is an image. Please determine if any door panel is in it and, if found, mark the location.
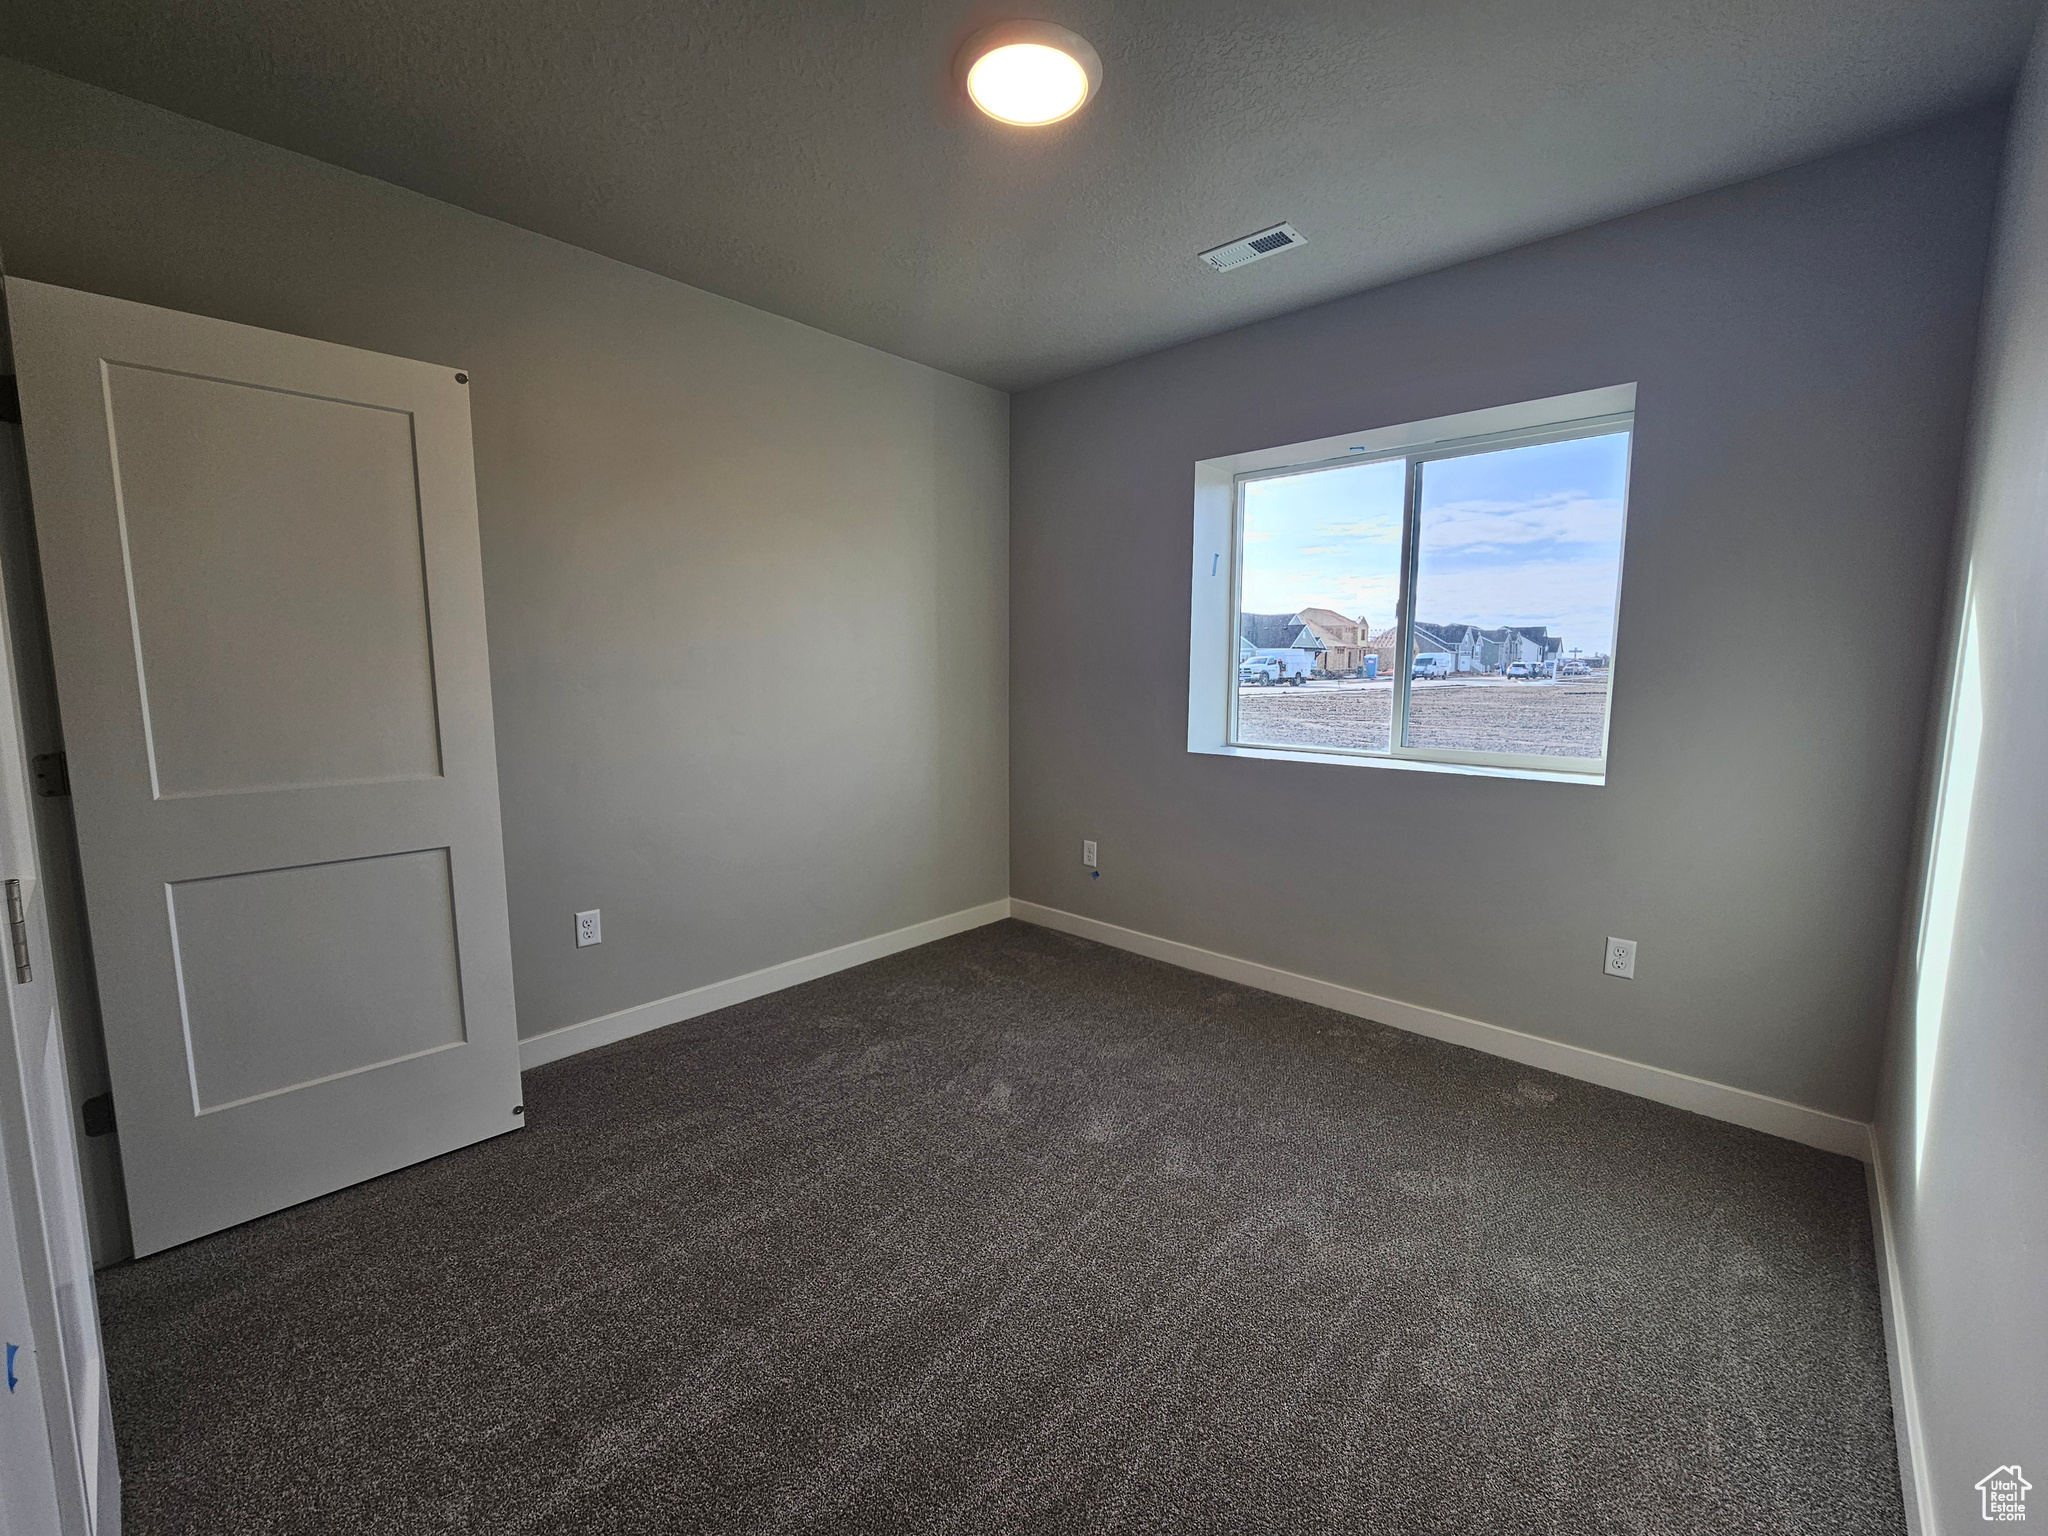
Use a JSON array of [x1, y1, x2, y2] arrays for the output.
[[169, 847, 467, 1112], [105, 362, 444, 797], [7, 277, 524, 1256]]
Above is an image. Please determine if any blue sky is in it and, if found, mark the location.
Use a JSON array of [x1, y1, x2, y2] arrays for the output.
[[1241, 431, 1631, 655]]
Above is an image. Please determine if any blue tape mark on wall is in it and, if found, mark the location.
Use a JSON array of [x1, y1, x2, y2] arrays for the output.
[[6, 1342, 17, 1392]]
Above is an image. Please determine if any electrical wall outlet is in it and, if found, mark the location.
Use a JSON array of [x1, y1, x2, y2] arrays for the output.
[[1604, 936, 1636, 979], [576, 909, 602, 948], [1082, 840, 1098, 869]]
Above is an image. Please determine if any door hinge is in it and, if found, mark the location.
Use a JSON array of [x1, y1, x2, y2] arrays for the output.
[[81, 1094, 114, 1138], [31, 753, 68, 798], [5, 879, 27, 984], [0, 378, 18, 427]]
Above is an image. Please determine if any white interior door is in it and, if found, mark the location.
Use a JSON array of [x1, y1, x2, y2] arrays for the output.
[[6, 278, 524, 1256]]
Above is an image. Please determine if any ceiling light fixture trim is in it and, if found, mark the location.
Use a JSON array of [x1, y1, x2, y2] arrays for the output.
[[956, 21, 1103, 126]]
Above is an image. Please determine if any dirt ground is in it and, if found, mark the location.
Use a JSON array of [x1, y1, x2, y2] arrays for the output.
[[1236, 678, 1611, 758]]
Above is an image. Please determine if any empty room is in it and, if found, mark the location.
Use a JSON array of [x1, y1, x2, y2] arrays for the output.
[[0, 1, 2040, 1532]]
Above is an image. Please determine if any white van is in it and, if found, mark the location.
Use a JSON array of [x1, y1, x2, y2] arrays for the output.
[[1411, 653, 1452, 680]]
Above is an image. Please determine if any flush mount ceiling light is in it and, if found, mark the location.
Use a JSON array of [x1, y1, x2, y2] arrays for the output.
[[957, 22, 1102, 127]]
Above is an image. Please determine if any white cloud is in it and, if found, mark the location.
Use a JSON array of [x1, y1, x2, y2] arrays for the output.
[[1314, 519, 1403, 543], [1241, 565, 1399, 624], [1421, 492, 1622, 552]]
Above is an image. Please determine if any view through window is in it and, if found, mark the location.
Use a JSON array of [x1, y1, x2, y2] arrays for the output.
[[1237, 457, 1406, 752], [1233, 418, 1631, 770]]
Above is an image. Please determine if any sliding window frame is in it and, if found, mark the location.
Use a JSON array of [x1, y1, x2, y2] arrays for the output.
[[1226, 409, 1633, 779]]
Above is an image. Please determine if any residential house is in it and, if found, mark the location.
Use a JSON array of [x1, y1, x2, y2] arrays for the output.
[[1368, 624, 1401, 678], [1242, 608, 1390, 675], [1294, 607, 1377, 672], [1240, 612, 1325, 665], [1412, 622, 1566, 674], [1411, 622, 1486, 672], [1485, 625, 1565, 673]]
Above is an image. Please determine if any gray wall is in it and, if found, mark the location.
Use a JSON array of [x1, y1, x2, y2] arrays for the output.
[[1011, 110, 2002, 1120], [0, 59, 1010, 1055], [1874, 20, 2048, 1531]]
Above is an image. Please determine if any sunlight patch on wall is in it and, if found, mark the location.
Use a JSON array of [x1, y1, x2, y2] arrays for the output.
[[1914, 590, 1984, 1185]]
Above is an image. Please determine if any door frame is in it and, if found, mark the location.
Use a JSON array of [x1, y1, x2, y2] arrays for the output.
[[0, 425, 116, 1531]]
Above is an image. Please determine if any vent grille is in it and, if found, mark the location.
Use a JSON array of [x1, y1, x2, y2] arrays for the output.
[[1199, 222, 1307, 273]]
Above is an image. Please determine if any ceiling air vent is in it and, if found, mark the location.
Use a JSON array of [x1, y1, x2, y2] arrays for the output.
[[1198, 222, 1307, 273]]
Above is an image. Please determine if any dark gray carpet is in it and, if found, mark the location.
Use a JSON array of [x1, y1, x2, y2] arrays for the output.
[[95, 919, 1904, 1534]]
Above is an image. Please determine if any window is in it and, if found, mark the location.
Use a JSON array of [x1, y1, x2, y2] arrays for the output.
[[1189, 386, 1634, 783]]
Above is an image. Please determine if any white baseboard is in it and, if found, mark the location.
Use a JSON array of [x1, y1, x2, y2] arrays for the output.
[[523, 892, 1873, 1162], [1867, 1134, 1935, 1536], [517, 899, 1013, 1070], [1009, 899, 1872, 1161]]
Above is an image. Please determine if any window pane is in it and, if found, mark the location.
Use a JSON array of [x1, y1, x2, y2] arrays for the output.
[[1236, 457, 1405, 753], [1403, 432, 1629, 759]]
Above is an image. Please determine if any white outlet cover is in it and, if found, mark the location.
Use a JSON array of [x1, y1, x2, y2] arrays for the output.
[[1604, 936, 1636, 979], [576, 909, 601, 948], [1082, 839, 1098, 868]]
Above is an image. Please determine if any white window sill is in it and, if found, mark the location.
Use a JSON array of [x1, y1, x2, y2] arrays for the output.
[[1192, 741, 1606, 786]]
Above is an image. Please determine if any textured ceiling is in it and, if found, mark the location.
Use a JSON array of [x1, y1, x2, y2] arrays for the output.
[[0, 1, 2035, 389]]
